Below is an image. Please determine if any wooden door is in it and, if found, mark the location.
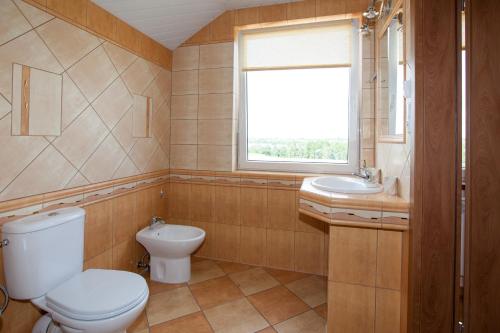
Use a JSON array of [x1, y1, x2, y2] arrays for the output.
[[464, 0, 500, 331]]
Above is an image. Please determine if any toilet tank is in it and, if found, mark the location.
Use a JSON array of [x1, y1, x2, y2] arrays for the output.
[[2, 207, 85, 300]]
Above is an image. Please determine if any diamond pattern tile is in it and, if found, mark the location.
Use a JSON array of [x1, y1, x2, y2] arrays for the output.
[[0, 0, 170, 202], [67, 46, 118, 102], [36, 18, 101, 69]]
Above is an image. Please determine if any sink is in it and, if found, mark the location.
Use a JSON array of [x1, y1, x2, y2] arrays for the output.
[[311, 176, 383, 194]]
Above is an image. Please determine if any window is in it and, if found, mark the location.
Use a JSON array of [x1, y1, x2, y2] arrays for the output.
[[237, 21, 359, 173]]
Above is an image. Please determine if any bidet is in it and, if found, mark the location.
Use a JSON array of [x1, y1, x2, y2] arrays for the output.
[[136, 224, 205, 283]]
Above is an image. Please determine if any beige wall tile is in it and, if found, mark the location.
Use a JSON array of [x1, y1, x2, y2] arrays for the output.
[[0, 145, 75, 201], [268, 189, 295, 231], [172, 70, 198, 95], [80, 134, 126, 183], [198, 119, 232, 145], [266, 229, 294, 270], [0, 0, 31, 46], [131, 94, 153, 138], [328, 282, 376, 333], [113, 156, 139, 179], [171, 95, 198, 119], [215, 223, 240, 262], [199, 42, 234, 69], [361, 88, 375, 118], [26, 67, 62, 136], [61, 73, 88, 129], [172, 46, 199, 71], [361, 148, 375, 168], [12, 0, 53, 28], [240, 226, 266, 266], [191, 221, 216, 257], [190, 184, 215, 223], [171, 119, 197, 145], [330, 226, 377, 287], [197, 145, 232, 171], [198, 93, 233, 119], [112, 239, 135, 271], [103, 41, 137, 74], [376, 230, 402, 290], [375, 288, 401, 333], [68, 46, 118, 102], [361, 118, 375, 149], [294, 232, 325, 275], [121, 58, 155, 94], [362, 58, 375, 89], [84, 200, 113, 260], [92, 78, 133, 129], [241, 187, 268, 228], [362, 32, 374, 59], [53, 106, 108, 168], [112, 192, 136, 245], [112, 109, 137, 153], [199, 68, 233, 94], [215, 185, 240, 225], [36, 18, 100, 69], [170, 144, 197, 170], [128, 137, 158, 171], [0, 31, 63, 103]]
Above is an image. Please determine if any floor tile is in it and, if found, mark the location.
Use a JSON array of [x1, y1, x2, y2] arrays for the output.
[[313, 304, 327, 320], [257, 328, 278, 333], [217, 261, 252, 274], [128, 310, 149, 333], [190, 276, 244, 309], [203, 298, 269, 333], [265, 268, 310, 285], [273, 310, 326, 333], [147, 277, 186, 295], [248, 286, 309, 325], [189, 260, 226, 285], [229, 268, 280, 296], [146, 286, 201, 326], [150, 312, 213, 333], [285, 276, 327, 308]]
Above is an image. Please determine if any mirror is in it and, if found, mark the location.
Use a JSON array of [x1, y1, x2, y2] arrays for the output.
[[377, 8, 406, 143]]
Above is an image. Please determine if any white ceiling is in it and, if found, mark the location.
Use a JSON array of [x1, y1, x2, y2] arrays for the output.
[[94, 0, 299, 50]]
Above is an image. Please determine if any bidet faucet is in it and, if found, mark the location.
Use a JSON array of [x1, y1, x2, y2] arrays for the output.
[[150, 216, 166, 228]]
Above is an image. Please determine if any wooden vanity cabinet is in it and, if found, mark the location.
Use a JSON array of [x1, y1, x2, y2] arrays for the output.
[[327, 226, 407, 333]]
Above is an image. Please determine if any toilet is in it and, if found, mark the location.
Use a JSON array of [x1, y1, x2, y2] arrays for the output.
[[1, 207, 148, 333]]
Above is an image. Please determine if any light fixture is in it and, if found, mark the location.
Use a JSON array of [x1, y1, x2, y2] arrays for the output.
[[363, 5, 379, 19], [359, 24, 372, 35]]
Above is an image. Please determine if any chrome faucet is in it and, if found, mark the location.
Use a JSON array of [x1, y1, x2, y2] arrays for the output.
[[150, 216, 166, 228], [352, 160, 376, 183]]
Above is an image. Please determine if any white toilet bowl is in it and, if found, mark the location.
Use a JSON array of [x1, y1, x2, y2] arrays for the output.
[[136, 224, 205, 283], [32, 269, 149, 333]]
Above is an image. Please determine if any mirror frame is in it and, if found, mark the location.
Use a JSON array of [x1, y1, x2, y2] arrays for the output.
[[376, 0, 407, 144]]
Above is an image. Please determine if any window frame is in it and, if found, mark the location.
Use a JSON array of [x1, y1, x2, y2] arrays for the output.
[[237, 20, 361, 174]]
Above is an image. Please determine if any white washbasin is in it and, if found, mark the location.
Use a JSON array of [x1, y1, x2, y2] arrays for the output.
[[137, 224, 205, 283], [311, 176, 383, 194]]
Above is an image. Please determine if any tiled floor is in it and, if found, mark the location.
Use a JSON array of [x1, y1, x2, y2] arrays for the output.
[[128, 257, 328, 333]]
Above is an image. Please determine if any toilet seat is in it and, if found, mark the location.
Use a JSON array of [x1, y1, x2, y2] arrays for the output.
[[46, 269, 148, 321]]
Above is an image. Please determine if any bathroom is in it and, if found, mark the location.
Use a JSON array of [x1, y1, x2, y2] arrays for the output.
[[0, 0, 498, 332]]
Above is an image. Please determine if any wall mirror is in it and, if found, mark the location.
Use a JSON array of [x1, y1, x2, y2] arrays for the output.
[[376, 6, 406, 143]]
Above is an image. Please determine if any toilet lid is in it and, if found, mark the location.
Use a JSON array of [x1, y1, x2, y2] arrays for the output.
[[46, 269, 148, 321]]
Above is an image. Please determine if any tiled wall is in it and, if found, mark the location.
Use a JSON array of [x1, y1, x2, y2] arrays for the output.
[[170, 42, 235, 171], [168, 172, 329, 276], [0, 0, 171, 202], [0, 177, 168, 333]]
